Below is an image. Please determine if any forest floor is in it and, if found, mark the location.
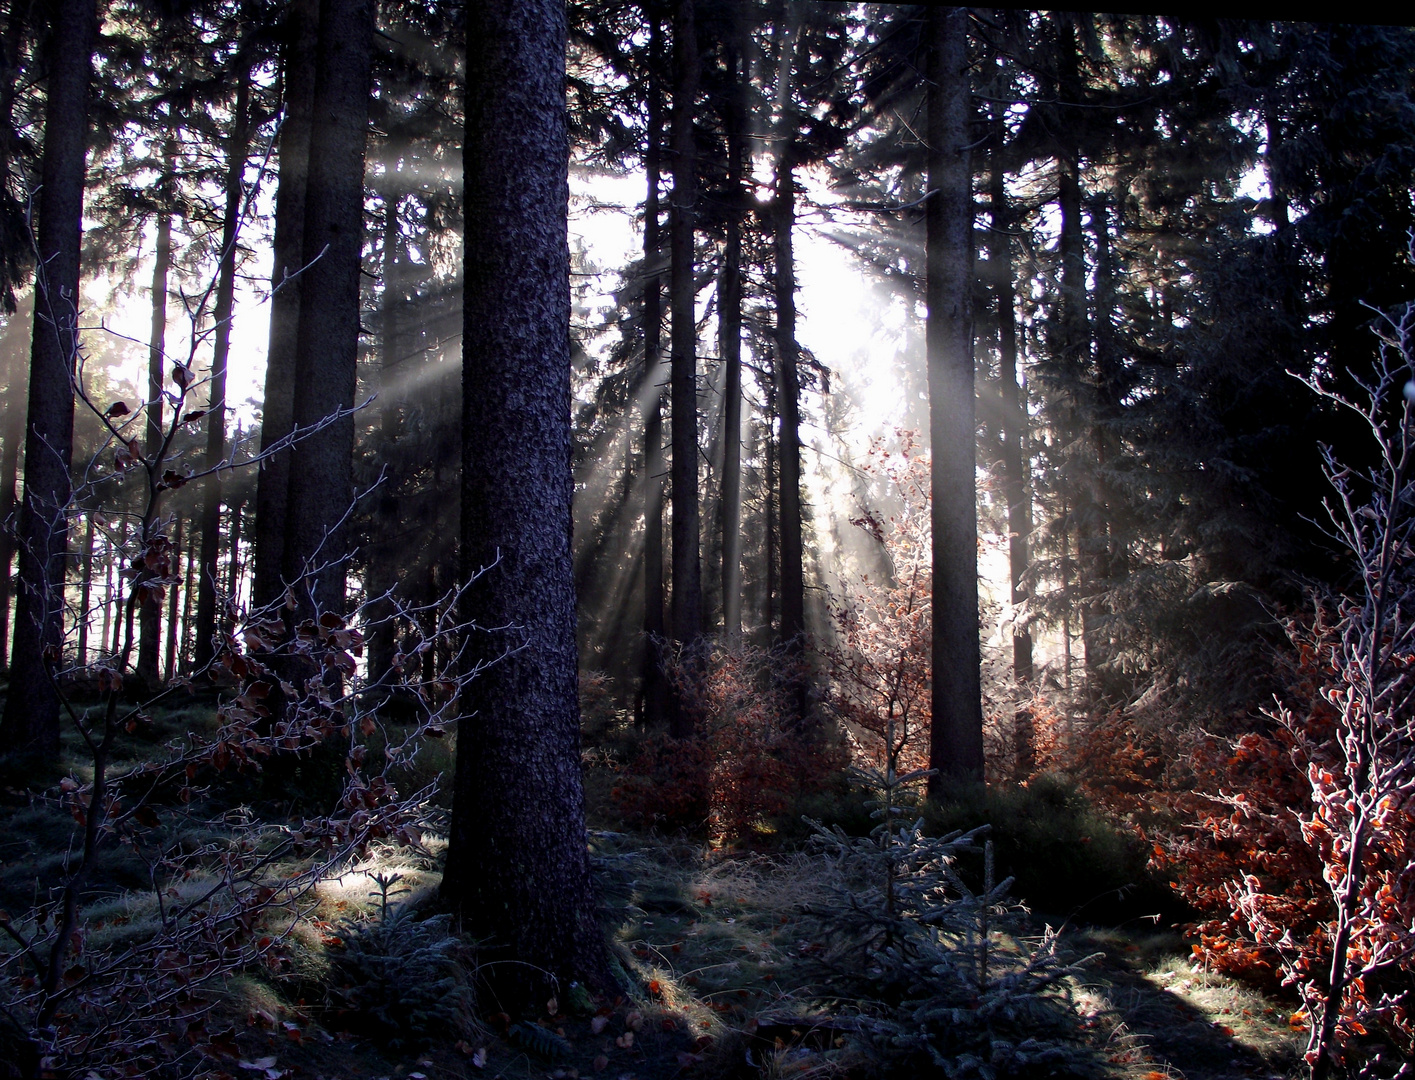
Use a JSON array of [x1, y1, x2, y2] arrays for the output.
[[208, 827, 1304, 1080], [0, 694, 1307, 1080]]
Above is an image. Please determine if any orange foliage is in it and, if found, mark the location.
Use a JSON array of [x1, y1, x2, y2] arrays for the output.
[[826, 434, 933, 776], [611, 644, 842, 841]]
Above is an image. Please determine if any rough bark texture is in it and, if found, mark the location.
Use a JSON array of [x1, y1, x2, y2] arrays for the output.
[[667, 0, 701, 737], [441, 0, 610, 1004], [639, 0, 668, 727], [253, 0, 317, 610], [281, 0, 372, 617], [925, 5, 984, 791], [0, 0, 95, 760], [137, 140, 175, 685], [194, 68, 251, 670]]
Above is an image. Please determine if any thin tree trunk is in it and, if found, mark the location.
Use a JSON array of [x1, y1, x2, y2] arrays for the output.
[[0, 301, 24, 670], [718, 14, 745, 644], [226, 494, 244, 617], [137, 137, 176, 686], [1, 0, 96, 760], [667, 0, 701, 737], [764, 383, 777, 640], [442, 0, 610, 1005], [925, 5, 983, 791], [1054, 19, 1096, 681], [253, 0, 317, 610], [180, 533, 196, 672], [990, 110, 1031, 683], [282, 0, 374, 620], [77, 511, 92, 666], [194, 66, 251, 671], [165, 514, 182, 679], [638, 0, 668, 726], [111, 517, 128, 659], [367, 190, 402, 686]]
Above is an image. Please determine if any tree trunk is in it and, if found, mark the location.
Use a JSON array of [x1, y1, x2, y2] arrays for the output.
[[0, 295, 26, 670], [138, 137, 176, 686], [367, 189, 403, 687], [165, 514, 182, 679], [442, 0, 610, 1005], [990, 110, 1031, 684], [194, 67, 251, 671], [638, 0, 668, 726], [180, 532, 196, 672], [718, 11, 745, 645], [281, 0, 373, 622], [0, 0, 96, 761], [667, 0, 701, 737], [77, 511, 93, 666], [253, 0, 317, 611], [226, 493, 244, 616], [925, 5, 983, 792]]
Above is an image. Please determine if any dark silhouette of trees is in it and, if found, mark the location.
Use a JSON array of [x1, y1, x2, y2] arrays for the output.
[[667, 0, 702, 736], [924, 5, 983, 789], [0, 0, 97, 761], [281, 0, 374, 616]]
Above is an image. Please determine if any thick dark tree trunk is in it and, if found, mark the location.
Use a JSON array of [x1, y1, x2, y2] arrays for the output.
[[0, 0, 95, 761], [718, 24, 744, 644], [194, 67, 251, 671], [442, 0, 609, 1005], [281, 0, 373, 617], [138, 138, 175, 685], [990, 112, 1031, 684], [924, 5, 983, 792], [253, 0, 317, 610], [639, 0, 668, 727], [667, 0, 701, 737]]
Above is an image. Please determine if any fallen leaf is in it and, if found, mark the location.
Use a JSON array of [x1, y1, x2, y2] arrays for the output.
[[615, 1031, 634, 1049], [592, 1057, 608, 1073], [590, 1016, 609, 1034]]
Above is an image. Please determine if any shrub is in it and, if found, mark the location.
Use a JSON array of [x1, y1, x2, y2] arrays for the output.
[[611, 643, 844, 841]]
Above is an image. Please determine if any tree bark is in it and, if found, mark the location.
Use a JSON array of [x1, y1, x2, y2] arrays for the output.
[[281, 0, 373, 619], [194, 66, 251, 671], [138, 137, 176, 685], [0, 0, 96, 761], [667, 0, 701, 737], [639, 1, 668, 727], [925, 5, 984, 791], [253, 0, 317, 610], [442, 0, 609, 1005]]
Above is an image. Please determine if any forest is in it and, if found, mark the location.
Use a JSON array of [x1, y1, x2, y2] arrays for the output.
[[0, 2, 1413, 1078]]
